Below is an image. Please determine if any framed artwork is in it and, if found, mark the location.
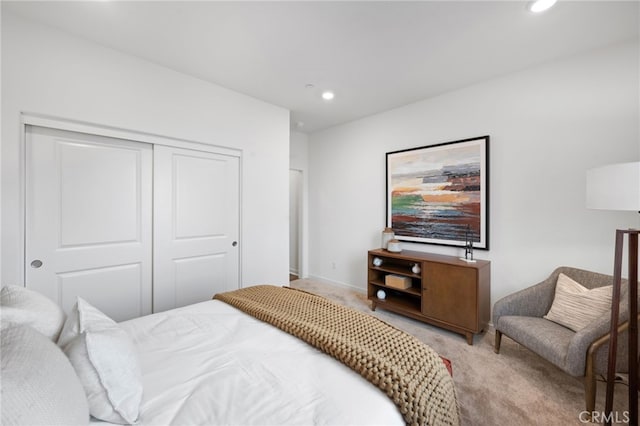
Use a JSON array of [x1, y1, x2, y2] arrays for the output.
[[386, 136, 489, 249]]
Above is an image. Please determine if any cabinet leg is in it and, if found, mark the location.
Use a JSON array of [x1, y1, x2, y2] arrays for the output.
[[371, 301, 376, 311], [465, 332, 474, 346]]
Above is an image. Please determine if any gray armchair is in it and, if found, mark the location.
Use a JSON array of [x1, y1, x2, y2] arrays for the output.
[[493, 266, 637, 414]]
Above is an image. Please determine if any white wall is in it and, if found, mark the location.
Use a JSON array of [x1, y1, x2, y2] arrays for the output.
[[1, 12, 291, 287], [0, 5, 3, 283], [308, 41, 640, 305], [290, 131, 309, 278], [290, 130, 309, 172]]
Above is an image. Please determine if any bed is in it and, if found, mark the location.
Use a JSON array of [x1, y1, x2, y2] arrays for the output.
[[1, 284, 459, 426]]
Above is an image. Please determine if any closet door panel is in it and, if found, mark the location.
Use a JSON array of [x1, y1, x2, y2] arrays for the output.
[[153, 145, 240, 313], [173, 154, 228, 238], [173, 254, 227, 308], [25, 126, 153, 321], [57, 264, 143, 320], [58, 141, 139, 245]]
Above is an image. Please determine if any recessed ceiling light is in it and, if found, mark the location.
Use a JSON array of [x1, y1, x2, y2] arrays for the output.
[[528, 0, 557, 13], [321, 91, 335, 101]]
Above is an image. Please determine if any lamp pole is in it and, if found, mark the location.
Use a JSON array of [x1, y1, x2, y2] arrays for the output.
[[604, 229, 638, 426]]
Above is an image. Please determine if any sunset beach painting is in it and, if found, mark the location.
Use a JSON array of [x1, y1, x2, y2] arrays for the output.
[[386, 136, 489, 249]]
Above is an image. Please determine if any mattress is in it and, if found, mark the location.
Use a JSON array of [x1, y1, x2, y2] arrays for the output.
[[90, 299, 404, 425]]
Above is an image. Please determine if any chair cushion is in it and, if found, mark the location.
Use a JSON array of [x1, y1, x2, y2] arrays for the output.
[[1, 325, 89, 425], [496, 316, 579, 374], [544, 273, 612, 332]]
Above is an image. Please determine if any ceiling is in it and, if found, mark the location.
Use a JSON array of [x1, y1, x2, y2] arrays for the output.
[[4, 1, 638, 134]]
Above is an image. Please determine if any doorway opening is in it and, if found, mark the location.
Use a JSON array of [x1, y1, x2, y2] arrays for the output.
[[289, 169, 303, 281]]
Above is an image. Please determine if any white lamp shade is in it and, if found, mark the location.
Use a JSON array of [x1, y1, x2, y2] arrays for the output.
[[586, 161, 640, 211]]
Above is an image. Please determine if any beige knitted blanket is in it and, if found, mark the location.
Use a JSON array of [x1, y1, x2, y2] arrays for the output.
[[214, 285, 460, 426]]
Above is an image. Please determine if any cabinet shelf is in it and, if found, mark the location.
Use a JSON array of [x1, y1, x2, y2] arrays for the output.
[[370, 265, 420, 279], [367, 248, 491, 345], [369, 279, 421, 297], [369, 295, 421, 316]]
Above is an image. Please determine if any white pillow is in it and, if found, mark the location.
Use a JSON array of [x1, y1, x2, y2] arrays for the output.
[[59, 297, 143, 424], [544, 273, 613, 332], [64, 327, 143, 424], [1, 324, 89, 425], [57, 297, 116, 348], [1, 285, 66, 341]]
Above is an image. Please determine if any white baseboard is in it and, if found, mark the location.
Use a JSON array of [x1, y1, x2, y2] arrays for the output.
[[306, 274, 366, 294]]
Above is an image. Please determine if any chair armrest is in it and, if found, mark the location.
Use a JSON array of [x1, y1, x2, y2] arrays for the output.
[[565, 312, 612, 376], [492, 270, 559, 327], [565, 301, 634, 377]]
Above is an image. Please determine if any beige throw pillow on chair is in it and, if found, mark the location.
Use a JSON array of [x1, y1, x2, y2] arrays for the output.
[[544, 273, 612, 332]]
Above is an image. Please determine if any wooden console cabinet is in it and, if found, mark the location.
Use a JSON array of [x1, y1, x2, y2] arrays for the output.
[[367, 248, 490, 345]]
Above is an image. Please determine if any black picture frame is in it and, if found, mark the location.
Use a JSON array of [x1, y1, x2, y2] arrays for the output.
[[386, 136, 489, 250]]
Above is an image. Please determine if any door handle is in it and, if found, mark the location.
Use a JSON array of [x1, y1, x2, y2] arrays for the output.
[[30, 259, 43, 268], [232, 241, 238, 247]]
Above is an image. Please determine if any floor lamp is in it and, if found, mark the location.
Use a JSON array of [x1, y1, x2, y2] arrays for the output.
[[587, 161, 640, 426]]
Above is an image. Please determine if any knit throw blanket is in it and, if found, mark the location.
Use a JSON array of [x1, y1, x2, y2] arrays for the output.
[[214, 285, 460, 426]]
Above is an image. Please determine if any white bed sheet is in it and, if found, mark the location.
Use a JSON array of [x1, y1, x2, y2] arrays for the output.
[[90, 299, 404, 426]]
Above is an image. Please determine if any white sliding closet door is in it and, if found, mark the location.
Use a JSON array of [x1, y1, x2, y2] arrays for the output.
[[26, 126, 153, 321], [153, 145, 240, 313]]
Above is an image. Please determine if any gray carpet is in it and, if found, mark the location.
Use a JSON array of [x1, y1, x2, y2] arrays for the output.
[[290, 279, 635, 426]]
